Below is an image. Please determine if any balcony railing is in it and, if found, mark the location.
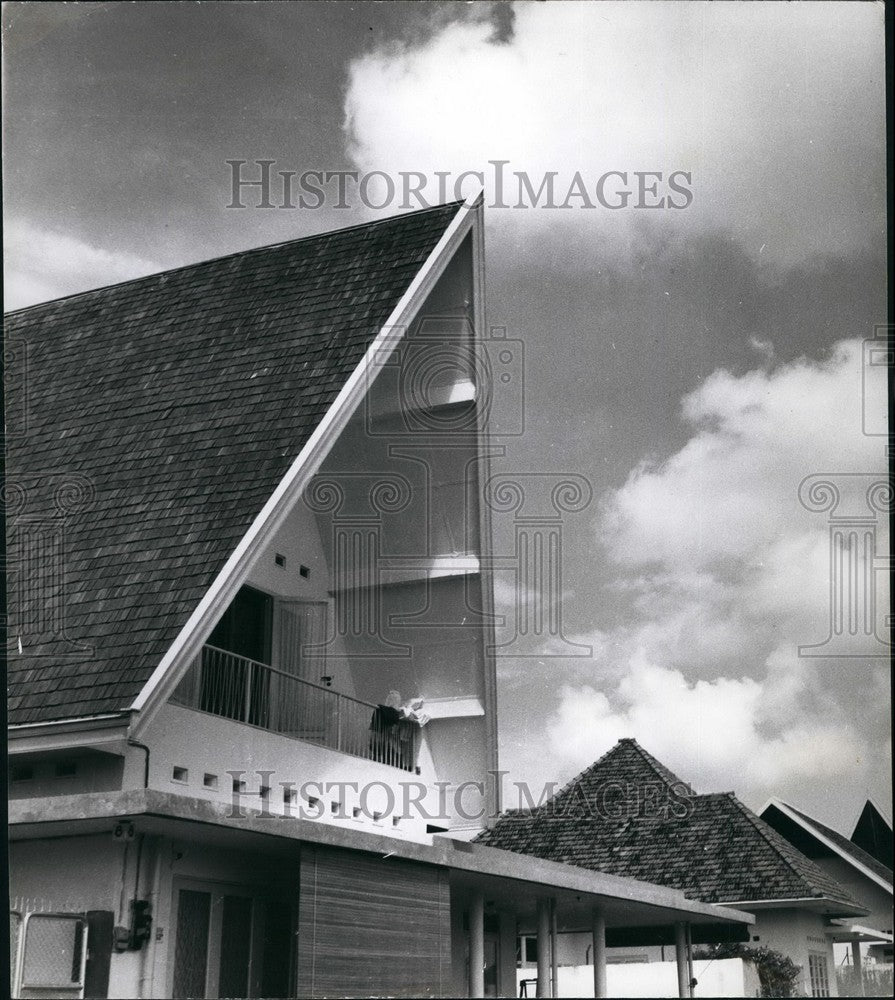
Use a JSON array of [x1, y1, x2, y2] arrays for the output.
[[170, 645, 418, 772]]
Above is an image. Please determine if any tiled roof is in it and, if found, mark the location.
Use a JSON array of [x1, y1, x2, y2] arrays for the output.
[[477, 740, 864, 912], [784, 803, 894, 888], [5, 202, 464, 725]]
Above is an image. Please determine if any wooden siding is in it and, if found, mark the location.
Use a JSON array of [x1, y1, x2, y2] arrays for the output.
[[297, 844, 452, 997]]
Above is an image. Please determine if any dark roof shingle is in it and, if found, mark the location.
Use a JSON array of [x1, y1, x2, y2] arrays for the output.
[[5, 202, 463, 724], [477, 740, 864, 912]]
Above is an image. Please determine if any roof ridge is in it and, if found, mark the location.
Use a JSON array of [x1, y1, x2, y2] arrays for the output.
[[4, 200, 466, 317], [627, 739, 693, 792], [547, 739, 638, 805]]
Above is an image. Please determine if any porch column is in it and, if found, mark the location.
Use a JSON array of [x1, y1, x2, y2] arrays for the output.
[[686, 922, 695, 997], [852, 940, 865, 996], [468, 892, 485, 999], [536, 898, 552, 998], [674, 923, 690, 999], [550, 899, 559, 999], [591, 909, 607, 999]]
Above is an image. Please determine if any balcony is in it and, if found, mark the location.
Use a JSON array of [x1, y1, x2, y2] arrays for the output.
[[170, 645, 418, 772]]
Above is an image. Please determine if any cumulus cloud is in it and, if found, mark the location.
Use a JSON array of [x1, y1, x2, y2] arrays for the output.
[[344, 1, 884, 267], [544, 339, 889, 803], [550, 655, 869, 794], [3, 218, 162, 309], [602, 340, 881, 572]]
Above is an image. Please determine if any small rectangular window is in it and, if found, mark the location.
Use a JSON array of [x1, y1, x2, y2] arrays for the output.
[[11, 764, 34, 782], [203, 773, 218, 789], [55, 760, 78, 778], [172, 766, 188, 783]]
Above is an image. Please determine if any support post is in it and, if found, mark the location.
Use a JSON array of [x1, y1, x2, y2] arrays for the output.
[[550, 899, 559, 998], [536, 899, 551, 998], [686, 922, 695, 997], [469, 892, 485, 999], [852, 940, 865, 997], [674, 923, 690, 999], [591, 909, 607, 999]]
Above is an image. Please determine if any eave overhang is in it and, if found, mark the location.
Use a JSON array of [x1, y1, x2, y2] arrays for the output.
[[9, 788, 755, 933]]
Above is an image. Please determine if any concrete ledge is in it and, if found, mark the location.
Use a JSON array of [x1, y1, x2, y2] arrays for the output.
[[10, 788, 755, 930]]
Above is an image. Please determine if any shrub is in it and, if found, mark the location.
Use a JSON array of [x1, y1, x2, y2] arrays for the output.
[[693, 942, 801, 998]]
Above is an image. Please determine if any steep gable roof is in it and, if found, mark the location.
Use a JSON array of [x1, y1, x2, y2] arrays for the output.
[[851, 800, 894, 870], [761, 800, 894, 891], [477, 740, 865, 913], [5, 201, 465, 726]]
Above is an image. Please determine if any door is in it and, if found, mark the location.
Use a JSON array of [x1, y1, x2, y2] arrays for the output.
[[202, 586, 273, 725], [170, 881, 293, 999]]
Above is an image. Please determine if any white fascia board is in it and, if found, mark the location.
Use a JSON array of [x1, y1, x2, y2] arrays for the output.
[[129, 195, 483, 737], [422, 696, 486, 719], [770, 800, 893, 894], [825, 923, 894, 943], [8, 714, 131, 754], [330, 554, 481, 591], [468, 197, 501, 803]]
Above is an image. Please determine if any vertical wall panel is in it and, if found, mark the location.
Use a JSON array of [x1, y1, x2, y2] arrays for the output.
[[297, 845, 451, 998]]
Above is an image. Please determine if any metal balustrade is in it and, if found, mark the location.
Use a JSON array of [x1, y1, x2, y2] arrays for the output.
[[170, 645, 418, 772]]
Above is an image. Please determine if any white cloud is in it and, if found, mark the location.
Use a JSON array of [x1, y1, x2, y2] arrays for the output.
[[544, 339, 889, 803], [4, 218, 162, 309], [344, 2, 884, 266], [549, 655, 869, 795], [601, 340, 882, 574]]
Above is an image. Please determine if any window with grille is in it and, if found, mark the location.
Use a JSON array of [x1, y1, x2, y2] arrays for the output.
[[10, 912, 87, 999], [808, 952, 830, 997]]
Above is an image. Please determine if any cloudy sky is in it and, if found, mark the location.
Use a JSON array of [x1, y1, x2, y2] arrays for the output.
[[3, 1, 889, 829]]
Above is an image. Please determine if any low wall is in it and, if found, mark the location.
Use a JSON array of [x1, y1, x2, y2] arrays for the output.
[[518, 957, 761, 998]]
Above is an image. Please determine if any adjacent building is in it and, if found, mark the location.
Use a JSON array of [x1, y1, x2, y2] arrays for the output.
[[760, 798, 894, 986], [477, 739, 872, 997]]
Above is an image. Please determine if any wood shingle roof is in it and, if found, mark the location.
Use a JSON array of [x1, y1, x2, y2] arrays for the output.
[[476, 739, 865, 912], [5, 202, 463, 725]]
